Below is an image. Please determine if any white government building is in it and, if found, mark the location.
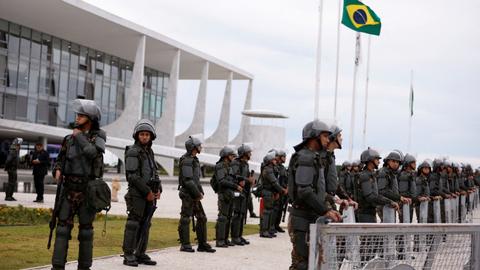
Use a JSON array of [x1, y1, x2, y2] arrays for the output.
[[0, 0, 286, 174]]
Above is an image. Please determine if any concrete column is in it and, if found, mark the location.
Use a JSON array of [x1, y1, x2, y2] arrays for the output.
[[154, 49, 180, 176], [204, 72, 232, 154], [103, 35, 146, 138], [229, 79, 252, 145], [175, 61, 209, 147], [40, 137, 47, 150]]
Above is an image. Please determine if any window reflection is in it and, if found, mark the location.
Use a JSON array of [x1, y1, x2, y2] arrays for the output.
[[0, 18, 169, 127]]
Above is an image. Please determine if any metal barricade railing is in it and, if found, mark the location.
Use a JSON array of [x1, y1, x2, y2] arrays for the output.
[[309, 222, 480, 270]]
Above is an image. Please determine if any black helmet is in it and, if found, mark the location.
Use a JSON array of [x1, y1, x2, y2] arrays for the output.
[[328, 124, 343, 149], [403, 154, 416, 166], [185, 136, 202, 153], [360, 148, 381, 164], [263, 151, 277, 164], [432, 158, 444, 171], [342, 161, 351, 169], [219, 146, 235, 158], [72, 99, 101, 122], [275, 149, 286, 157], [352, 160, 361, 167], [417, 160, 431, 170], [237, 143, 253, 157], [294, 120, 331, 151], [384, 150, 404, 163], [132, 119, 156, 140]]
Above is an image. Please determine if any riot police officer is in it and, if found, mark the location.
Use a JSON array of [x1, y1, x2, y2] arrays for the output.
[[356, 148, 398, 222], [339, 161, 353, 198], [415, 160, 431, 222], [178, 136, 216, 253], [272, 149, 288, 233], [122, 119, 162, 266], [398, 154, 417, 223], [215, 146, 239, 248], [230, 143, 254, 245], [356, 148, 398, 263], [430, 159, 451, 223], [260, 151, 286, 238], [51, 99, 106, 270], [377, 150, 411, 221], [287, 120, 342, 270], [4, 137, 22, 201]]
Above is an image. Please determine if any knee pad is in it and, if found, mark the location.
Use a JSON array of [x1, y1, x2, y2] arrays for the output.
[[56, 224, 71, 240], [126, 220, 140, 231], [217, 215, 227, 224], [78, 228, 94, 241], [180, 216, 190, 225]]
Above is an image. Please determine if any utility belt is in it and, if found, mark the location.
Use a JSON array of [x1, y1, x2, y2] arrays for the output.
[[288, 205, 318, 220], [64, 175, 91, 191]]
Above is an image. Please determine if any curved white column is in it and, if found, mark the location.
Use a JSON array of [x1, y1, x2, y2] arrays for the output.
[[175, 61, 209, 147], [103, 35, 146, 138], [229, 79, 252, 145], [204, 71, 232, 154], [154, 49, 180, 176]]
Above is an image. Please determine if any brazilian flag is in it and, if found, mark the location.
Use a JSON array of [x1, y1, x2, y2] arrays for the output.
[[342, 0, 381, 36]]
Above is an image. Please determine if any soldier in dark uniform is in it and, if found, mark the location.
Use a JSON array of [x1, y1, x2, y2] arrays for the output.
[[430, 159, 451, 223], [357, 148, 398, 262], [398, 154, 417, 223], [178, 136, 216, 253], [415, 160, 431, 222], [51, 99, 106, 270], [31, 142, 50, 203], [287, 120, 342, 270], [377, 150, 411, 222], [122, 119, 162, 266], [230, 143, 254, 245], [339, 161, 353, 198], [272, 149, 288, 233], [4, 138, 22, 201], [215, 146, 240, 248], [260, 151, 287, 238]]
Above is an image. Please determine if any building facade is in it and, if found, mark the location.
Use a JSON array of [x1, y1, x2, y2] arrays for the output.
[[0, 18, 167, 128]]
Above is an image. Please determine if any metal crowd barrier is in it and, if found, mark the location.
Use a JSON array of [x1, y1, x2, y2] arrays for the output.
[[308, 190, 480, 270], [309, 222, 480, 270]]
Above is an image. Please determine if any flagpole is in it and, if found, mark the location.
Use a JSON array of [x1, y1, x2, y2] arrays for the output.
[[333, 0, 342, 121], [314, 0, 324, 120], [362, 36, 372, 149], [407, 70, 414, 152], [348, 32, 361, 160]]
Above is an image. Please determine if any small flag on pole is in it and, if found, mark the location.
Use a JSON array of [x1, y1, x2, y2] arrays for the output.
[[342, 0, 382, 36]]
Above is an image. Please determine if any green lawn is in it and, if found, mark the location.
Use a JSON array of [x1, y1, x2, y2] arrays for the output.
[[0, 214, 259, 270]]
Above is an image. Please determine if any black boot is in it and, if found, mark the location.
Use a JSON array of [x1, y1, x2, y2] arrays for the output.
[[123, 254, 138, 267], [180, 244, 195, 253], [232, 238, 244, 246], [197, 243, 216, 253], [137, 254, 156, 266], [275, 226, 285, 233], [240, 237, 250, 245]]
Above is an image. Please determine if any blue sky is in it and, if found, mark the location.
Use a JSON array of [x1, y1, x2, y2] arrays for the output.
[[85, 0, 480, 167]]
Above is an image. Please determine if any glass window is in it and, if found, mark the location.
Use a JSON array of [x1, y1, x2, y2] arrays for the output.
[[31, 31, 41, 59], [103, 55, 110, 78], [155, 95, 162, 118], [4, 93, 15, 119], [27, 96, 36, 122], [52, 38, 60, 64], [15, 95, 27, 119], [19, 27, 31, 58], [37, 99, 48, 124], [143, 91, 149, 115], [17, 59, 29, 90], [0, 19, 7, 32], [150, 92, 155, 118], [48, 102, 58, 126], [28, 60, 39, 94]]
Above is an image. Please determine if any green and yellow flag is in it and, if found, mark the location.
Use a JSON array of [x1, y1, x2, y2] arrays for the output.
[[342, 0, 381, 36]]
